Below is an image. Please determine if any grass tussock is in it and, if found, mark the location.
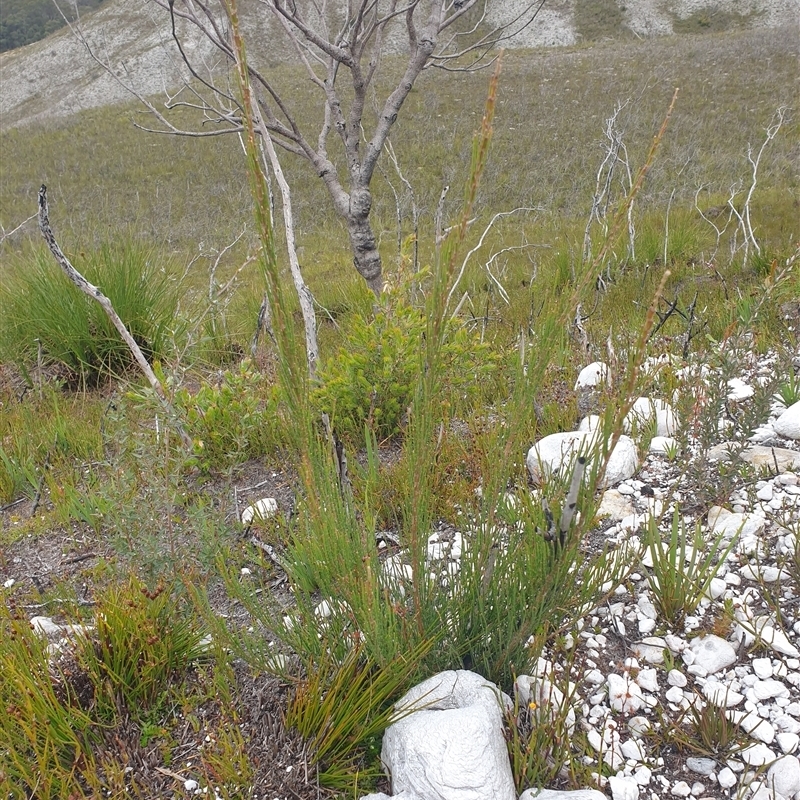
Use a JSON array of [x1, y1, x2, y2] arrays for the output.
[[0, 242, 182, 386]]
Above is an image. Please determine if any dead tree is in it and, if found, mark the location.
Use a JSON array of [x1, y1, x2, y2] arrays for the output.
[[62, 0, 546, 297]]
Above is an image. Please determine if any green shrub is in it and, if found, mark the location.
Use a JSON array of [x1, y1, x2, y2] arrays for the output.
[[173, 360, 282, 473], [0, 243, 182, 385], [312, 290, 498, 441]]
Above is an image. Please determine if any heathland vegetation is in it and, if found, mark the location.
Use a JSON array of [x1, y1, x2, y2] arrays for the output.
[[0, 13, 798, 798]]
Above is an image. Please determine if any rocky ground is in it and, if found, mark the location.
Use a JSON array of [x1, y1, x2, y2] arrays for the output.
[[361, 329, 800, 800]]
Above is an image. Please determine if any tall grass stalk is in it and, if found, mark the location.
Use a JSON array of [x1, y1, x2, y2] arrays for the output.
[[285, 641, 431, 789], [399, 58, 504, 642]]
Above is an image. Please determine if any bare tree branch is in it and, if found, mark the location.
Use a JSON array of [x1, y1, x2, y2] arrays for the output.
[[37, 185, 192, 449], [0, 213, 37, 247], [446, 207, 542, 312]]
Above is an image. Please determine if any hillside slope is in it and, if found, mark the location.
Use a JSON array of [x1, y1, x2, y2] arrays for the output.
[[0, 0, 795, 131]]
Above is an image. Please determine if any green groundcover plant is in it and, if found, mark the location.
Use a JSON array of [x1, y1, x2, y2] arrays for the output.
[[173, 359, 284, 473]]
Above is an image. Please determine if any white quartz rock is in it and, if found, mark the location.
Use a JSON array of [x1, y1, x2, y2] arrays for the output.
[[579, 415, 602, 432], [665, 686, 685, 704], [608, 775, 640, 800], [624, 397, 678, 437], [650, 436, 680, 455], [520, 792, 608, 800], [575, 362, 610, 390], [381, 670, 515, 800], [686, 757, 715, 776], [740, 743, 777, 766], [753, 679, 790, 700], [631, 637, 667, 664], [628, 716, 651, 737], [708, 577, 727, 600], [774, 401, 800, 439], [753, 658, 775, 679], [633, 766, 652, 786], [620, 737, 647, 762], [670, 781, 691, 797], [607, 673, 644, 713], [702, 681, 744, 707], [241, 497, 278, 524], [667, 669, 687, 688], [766, 755, 800, 797], [636, 668, 659, 693], [688, 634, 737, 675], [727, 378, 755, 401], [30, 616, 64, 637], [598, 489, 635, 521], [717, 767, 737, 789], [526, 431, 638, 487], [777, 732, 800, 754], [707, 506, 766, 539], [753, 623, 800, 658], [728, 710, 776, 743]]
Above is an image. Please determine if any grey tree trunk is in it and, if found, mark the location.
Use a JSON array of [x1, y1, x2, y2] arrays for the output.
[[347, 187, 382, 296]]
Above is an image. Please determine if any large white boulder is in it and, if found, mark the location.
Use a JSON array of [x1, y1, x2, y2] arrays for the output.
[[380, 670, 515, 800], [526, 431, 638, 488], [774, 400, 800, 439]]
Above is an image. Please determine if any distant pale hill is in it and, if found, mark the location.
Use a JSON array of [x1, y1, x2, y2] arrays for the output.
[[0, 0, 795, 130]]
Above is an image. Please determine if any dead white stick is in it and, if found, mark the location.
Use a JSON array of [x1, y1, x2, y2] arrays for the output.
[[37, 185, 192, 449]]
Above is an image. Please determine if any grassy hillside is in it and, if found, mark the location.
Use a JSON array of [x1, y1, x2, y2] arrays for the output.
[[1, 27, 795, 261], [0, 0, 103, 53]]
